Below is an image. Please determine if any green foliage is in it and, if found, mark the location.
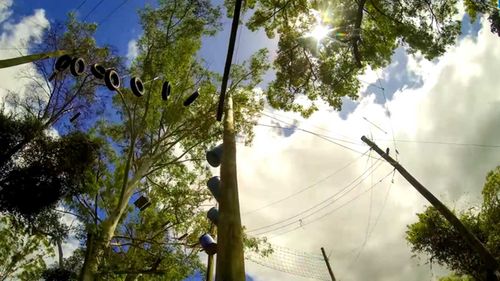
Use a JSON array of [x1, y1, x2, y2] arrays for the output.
[[0, 215, 54, 281], [41, 249, 85, 281], [68, 0, 269, 279], [439, 274, 475, 281], [243, 0, 462, 114], [406, 167, 500, 280], [463, 0, 500, 37], [0, 113, 100, 219]]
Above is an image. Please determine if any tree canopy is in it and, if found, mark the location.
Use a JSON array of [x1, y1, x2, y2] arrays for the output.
[[0, 113, 99, 219], [238, 0, 468, 114], [406, 166, 500, 281]]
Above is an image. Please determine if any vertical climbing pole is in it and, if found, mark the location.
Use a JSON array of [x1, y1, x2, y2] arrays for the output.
[[216, 94, 245, 280], [214, 0, 245, 278]]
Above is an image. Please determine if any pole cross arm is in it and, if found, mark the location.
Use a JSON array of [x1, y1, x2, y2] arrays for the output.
[[360, 136, 500, 277], [0, 50, 70, 69]]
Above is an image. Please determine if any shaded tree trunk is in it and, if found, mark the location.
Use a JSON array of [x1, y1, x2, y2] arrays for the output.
[[79, 160, 151, 281]]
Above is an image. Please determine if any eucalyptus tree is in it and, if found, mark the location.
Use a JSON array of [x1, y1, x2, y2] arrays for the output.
[[72, 1, 269, 279], [2, 13, 120, 169]]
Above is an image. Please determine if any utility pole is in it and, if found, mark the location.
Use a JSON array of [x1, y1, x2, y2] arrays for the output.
[[361, 136, 500, 279], [213, 0, 245, 275], [320, 247, 336, 281], [0, 50, 70, 69], [206, 224, 215, 281], [216, 94, 245, 280]]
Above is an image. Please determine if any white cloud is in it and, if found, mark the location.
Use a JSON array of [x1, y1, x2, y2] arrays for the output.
[[126, 39, 138, 65], [0, 0, 13, 24], [236, 16, 500, 281], [0, 7, 49, 106]]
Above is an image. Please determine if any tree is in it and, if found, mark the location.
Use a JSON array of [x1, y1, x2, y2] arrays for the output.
[[239, 0, 462, 114], [464, 0, 500, 37], [2, 12, 120, 170], [0, 215, 54, 281], [0, 14, 119, 279], [0, 112, 100, 219], [439, 274, 475, 281], [406, 166, 500, 281], [0, 111, 100, 280], [68, 1, 269, 279]]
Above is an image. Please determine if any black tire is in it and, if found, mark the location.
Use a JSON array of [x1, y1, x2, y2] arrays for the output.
[[183, 90, 199, 106], [70, 57, 86, 77], [90, 64, 106, 79], [104, 69, 120, 91], [69, 112, 81, 123], [54, 55, 72, 72], [161, 81, 170, 100], [130, 77, 144, 97]]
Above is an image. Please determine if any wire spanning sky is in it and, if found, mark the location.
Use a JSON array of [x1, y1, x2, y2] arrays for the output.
[[1, 1, 499, 281]]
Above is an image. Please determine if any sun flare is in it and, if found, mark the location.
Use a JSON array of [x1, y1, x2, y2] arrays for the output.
[[308, 24, 330, 41]]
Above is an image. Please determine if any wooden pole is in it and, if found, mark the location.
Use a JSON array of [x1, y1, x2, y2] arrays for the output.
[[361, 136, 500, 278], [0, 50, 69, 69], [320, 247, 336, 281], [215, 0, 243, 121], [215, 94, 245, 280]]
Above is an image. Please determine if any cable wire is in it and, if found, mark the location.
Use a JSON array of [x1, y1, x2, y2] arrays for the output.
[[248, 159, 383, 236], [76, 0, 88, 10], [243, 149, 370, 215], [98, 0, 131, 25], [268, 168, 394, 239], [348, 169, 395, 267], [82, 0, 105, 22]]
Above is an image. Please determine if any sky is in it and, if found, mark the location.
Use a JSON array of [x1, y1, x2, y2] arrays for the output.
[[1, 0, 500, 281]]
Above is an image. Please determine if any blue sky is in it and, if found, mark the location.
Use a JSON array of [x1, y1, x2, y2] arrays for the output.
[[1, 1, 500, 281]]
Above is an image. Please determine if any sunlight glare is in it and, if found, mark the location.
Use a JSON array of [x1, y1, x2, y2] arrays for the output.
[[309, 24, 330, 41]]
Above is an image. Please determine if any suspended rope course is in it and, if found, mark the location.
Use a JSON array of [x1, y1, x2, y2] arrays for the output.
[[245, 244, 331, 281]]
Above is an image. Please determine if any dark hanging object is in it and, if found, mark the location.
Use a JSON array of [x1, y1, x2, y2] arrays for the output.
[[206, 144, 223, 167], [183, 90, 199, 106], [207, 207, 219, 225], [199, 233, 217, 255], [161, 81, 171, 101], [49, 55, 72, 81], [207, 176, 221, 201], [134, 195, 151, 211], [130, 77, 145, 97], [55, 55, 72, 71], [69, 112, 81, 123], [70, 57, 86, 77], [90, 64, 106, 79], [104, 69, 121, 91]]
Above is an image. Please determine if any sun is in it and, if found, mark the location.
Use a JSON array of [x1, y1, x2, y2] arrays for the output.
[[308, 23, 330, 41], [304, 9, 332, 42]]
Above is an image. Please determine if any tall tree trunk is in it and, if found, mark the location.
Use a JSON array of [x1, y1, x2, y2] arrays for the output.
[[57, 239, 64, 268], [79, 160, 151, 281]]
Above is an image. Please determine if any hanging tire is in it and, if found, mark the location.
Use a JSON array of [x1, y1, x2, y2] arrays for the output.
[[130, 77, 144, 97], [90, 64, 106, 79], [183, 90, 199, 106], [161, 81, 170, 100], [104, 69, 120, 91], [70, 57, 86, 77], [54, 55, 72, 72], [69, 112, 81, 123]]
